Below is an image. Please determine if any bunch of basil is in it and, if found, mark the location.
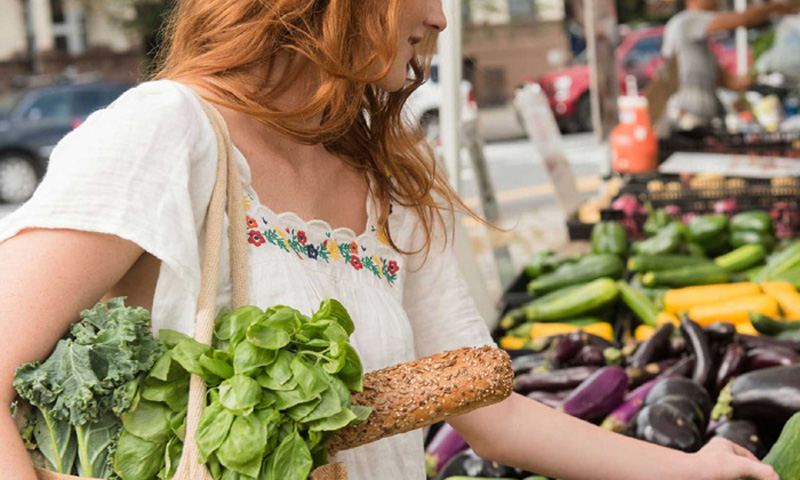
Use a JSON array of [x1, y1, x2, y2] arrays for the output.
[[115, 298, 371, 480], [14, 298, 163, 478]]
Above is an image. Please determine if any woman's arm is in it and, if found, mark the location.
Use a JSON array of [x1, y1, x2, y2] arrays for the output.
[[708, 3, 799, 33], [0, 229, 144, 479], [449, 392, 778, 480], [719, 66, 754, 92]]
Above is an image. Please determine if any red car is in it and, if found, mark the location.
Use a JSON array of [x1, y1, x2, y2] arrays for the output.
[[524, 26, 746, 132]]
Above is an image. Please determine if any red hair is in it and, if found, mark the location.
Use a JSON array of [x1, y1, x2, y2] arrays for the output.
[[153, 0, 476, 254]]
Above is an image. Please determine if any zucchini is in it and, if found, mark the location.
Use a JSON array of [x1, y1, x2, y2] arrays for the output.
[[688, 294, 780, 327], [683, 242, 708, 258], [527, 254, 624, 295], [524, 278, 620, 322], [591, 221, 628, 257], [773, 268, 800, 289], [628, 254, 711, 273], [641, 264, 732, 288], [500, 284, 587, 330], [714, 244, 767, 273], [749, 313, 800, 336], [755, 241, 800, 283], [763, 412, 800, 480], [617, 281, 659, 327]]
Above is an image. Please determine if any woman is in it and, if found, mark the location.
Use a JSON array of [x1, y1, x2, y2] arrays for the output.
[[0, 1, 780, 479]]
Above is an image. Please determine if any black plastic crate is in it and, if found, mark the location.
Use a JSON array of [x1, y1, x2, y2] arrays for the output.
[[659, 130, 800, 163], [566, 215, 594, 241]]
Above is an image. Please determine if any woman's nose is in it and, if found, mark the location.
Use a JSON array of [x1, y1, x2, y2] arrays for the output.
[[425, 0, 447, 32]]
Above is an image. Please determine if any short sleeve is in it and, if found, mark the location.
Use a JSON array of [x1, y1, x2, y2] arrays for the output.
[[401, 214, 495, 359], [684, 11, 715, 41], [0, 80, 218, 335]]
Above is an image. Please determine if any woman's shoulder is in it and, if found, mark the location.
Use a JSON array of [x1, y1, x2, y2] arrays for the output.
[[101, 79, 205, 128]]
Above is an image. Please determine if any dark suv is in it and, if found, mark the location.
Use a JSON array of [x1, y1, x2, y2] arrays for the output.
[[0, 81, 130, 203]]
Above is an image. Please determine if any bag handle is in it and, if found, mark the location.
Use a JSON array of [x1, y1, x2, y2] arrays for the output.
[[172, 93, 249, 480]]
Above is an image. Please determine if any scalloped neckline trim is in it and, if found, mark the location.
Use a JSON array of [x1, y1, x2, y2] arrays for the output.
[[234, 146, 377, 243]]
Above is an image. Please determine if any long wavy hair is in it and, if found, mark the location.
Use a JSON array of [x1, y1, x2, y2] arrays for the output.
[[152, 0, 478, 255]]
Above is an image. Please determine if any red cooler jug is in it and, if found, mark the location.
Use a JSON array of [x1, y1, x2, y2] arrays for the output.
[[611, 94, 658, 174]]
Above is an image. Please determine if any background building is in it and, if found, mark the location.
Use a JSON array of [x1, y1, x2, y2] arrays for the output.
[[0, 0, 144, 92]]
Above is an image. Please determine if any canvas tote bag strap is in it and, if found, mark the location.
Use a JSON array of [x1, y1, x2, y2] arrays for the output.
[[171, 93, 250, 480]]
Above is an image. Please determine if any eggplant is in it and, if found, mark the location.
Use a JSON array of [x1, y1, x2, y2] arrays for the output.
[[713, 420, 767, 459], [627, 358, 679, 388], [559, 367, 628, 421], [434, 449, 513, 480], [714, 365, 800, 425], [425, 423, 469, 474], [574, 345, 605, 367], [739, 335, 800, 353], [635, 403, 704, 452], [705, 322, 737, 343], [715, 345, 747, 395], [527, 333, 614, 353], [663, 355, 696, 378], [645, 377, 713, 420], [601, 378, 660, 432], [630, 323, 674, 369], [526, 390, 572, 408], [746, 347, 800, 371], [552, 331, 586, 367], [681, 318, 714, 390], [668, 336, 687, 358], [511, 352, 548, 375], [513, 366, 600, 394], [653, 394, 707, 431]]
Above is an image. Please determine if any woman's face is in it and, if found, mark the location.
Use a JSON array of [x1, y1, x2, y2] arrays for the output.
[[374, 0, 447, 92]]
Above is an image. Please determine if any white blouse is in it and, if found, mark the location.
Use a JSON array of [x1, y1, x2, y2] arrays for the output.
[[0, 80, 494, 480]]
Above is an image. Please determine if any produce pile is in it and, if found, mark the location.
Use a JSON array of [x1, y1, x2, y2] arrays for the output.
[[424, 207, 800, 479], [15, 297, 370, 480]]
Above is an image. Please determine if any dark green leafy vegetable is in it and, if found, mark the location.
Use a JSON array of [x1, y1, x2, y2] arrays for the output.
[[14, 298, 163, 477]]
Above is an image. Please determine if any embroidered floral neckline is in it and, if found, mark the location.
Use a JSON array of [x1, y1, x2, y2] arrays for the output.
[[242, 193, 401, 286]]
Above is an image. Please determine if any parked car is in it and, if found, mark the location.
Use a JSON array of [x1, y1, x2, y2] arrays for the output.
[[406, 56, 478, 142], [520, 26, 747, 133], [0, 80, 130, 203]]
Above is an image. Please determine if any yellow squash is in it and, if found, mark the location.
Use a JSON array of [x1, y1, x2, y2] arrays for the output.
[[664, 283, 761, 314], [687, 294, 780, 327], [529, 322, 614, 341]]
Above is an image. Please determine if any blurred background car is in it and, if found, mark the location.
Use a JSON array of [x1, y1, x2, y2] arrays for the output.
[[519, 26, 748, 133], [0, 80, 129, 203], [406, 56, 479, 142]]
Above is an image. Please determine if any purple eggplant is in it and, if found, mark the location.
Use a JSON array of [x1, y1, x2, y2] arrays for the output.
[[526, 389, 572, 408], [739, 334, 800, 353], [645, 377, 713, 420], [653, 394, 707, 431], [425, 423, 469, 474], [746, 346, 800, 371], [434, 449, 512, 480], [663, 355, 696, 378], [713, 420, 767, 459], [714, 365, 800, 425], [601, 378, 661, 432], [669, 336, 687, 358], [513, 366, 600, 394], [559, 366, 628, 421], [630, 323, 674, 369], [715, 345, 746, 395], [528, 333, 613, 353], [552, 331, 586, 367], [681, 318, 714, 390], [705, 322, 737, 343], [627, 358, 679, 388], [511, 352, 548, 375], [635, 402, 704, 452], [574, 345, 606, 367]]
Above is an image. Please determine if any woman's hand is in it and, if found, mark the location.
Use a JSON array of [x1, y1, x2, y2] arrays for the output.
[[691, 437, 778, 480]]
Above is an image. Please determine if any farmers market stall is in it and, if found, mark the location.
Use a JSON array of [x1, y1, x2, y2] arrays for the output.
[[424, 203, 800, 479]]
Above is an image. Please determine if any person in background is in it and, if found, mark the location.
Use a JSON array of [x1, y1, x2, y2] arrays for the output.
[[662, 0, 798, 130]]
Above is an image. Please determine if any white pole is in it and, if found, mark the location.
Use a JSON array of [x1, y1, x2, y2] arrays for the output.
[[439, 0, 463, 195], [735, 0, 748, 76]]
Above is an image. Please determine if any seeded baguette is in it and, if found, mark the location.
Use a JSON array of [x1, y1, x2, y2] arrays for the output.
[[327, 345, 513, 454]]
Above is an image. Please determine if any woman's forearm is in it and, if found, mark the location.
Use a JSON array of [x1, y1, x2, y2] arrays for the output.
[[0, 409, 38, 480], [450, 393, 697, 480]]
